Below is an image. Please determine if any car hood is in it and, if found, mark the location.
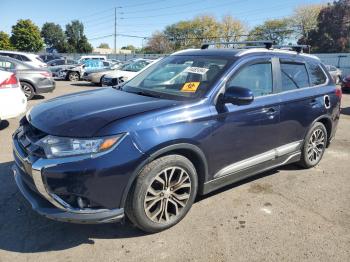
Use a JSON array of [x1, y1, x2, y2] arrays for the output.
[[28, 88, 178, 137]]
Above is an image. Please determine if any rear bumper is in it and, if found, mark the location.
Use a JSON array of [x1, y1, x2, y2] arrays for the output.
[[36, 80, 55, 94], [0, 91, 27, 120], [13, 164, 125, 224]]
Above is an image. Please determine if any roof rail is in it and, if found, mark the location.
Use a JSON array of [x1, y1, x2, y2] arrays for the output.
[[274, 45, 311, 54], [201, 41, 274, 50], [200, 42, 311, 54]]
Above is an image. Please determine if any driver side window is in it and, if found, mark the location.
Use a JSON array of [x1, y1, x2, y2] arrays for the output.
[[227, 62, 273, 97]]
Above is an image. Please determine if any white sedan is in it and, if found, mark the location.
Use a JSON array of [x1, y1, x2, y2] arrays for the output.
[[0, 70, 27, 123], [101, 59, 157, 86]]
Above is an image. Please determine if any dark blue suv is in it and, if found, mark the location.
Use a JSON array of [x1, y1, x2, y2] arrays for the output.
[[12, 43, 341, 232]]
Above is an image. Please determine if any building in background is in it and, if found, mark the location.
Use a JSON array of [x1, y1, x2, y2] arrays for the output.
[[93, 48, 132, 55]]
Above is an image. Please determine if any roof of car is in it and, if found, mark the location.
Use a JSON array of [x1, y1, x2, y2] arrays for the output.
[[172, 48, 320, 62], [0, 50, 38, 57], [0, 55, 35, 68]]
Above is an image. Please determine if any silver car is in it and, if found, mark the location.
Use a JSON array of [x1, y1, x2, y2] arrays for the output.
[[0, 55, 55, 100]]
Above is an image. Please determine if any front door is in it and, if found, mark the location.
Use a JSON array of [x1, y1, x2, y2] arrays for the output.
[[208, 57, 281, 178]]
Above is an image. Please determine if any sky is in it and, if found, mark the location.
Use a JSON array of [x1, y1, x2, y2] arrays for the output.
[[0, 0, 327, 49]]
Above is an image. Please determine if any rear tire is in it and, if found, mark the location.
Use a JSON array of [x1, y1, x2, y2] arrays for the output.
[[125, 155, 198, 233], [20, 82, 35, 100], [299, 122, 327, 168], [68, 71, 79, 81]]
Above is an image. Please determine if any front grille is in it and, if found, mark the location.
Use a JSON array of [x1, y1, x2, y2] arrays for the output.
[[17, 117, 47, 158]]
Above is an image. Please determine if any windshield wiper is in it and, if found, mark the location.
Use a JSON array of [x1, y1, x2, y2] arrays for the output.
[[133, 90, 161, 98]]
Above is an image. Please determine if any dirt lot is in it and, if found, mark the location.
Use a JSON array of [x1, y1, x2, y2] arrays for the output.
[[0, 81, 349, 262]]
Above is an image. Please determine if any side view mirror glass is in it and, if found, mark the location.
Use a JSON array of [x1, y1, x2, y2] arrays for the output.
[[223, 86, 254, 106]]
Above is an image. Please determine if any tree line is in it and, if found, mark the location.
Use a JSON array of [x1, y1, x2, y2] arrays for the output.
[[0, 0, 349, 54], [145, 0, 350, 53], [0, 19, 93, 53]]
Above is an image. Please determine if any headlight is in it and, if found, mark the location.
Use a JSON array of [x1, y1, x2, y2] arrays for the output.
[[36, 134, 125, 159]]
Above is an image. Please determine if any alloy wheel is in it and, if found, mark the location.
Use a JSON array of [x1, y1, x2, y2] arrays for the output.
[[69, 72, 79, 81], [307, 128, 326, 164], [144, 166, 191, 223]]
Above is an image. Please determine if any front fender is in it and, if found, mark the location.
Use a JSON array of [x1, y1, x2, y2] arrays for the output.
[[119, 142, 209, 208]]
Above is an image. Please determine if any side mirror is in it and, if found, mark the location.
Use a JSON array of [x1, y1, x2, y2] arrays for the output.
[[223, 86, 254, 105]]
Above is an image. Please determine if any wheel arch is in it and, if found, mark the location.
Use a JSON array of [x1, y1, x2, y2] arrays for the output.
[[120, 143, 209, 208], [19, 79, 37, 92], [309, 115, 333, 147]]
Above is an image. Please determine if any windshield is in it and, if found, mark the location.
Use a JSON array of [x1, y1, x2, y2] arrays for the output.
[[122, 55, 230, 99]]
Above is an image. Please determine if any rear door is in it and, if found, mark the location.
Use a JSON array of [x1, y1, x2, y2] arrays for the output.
[[277, 57, 328, 146]]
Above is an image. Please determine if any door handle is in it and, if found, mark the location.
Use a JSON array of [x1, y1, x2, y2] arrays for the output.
[[262, 107, 277, 115]]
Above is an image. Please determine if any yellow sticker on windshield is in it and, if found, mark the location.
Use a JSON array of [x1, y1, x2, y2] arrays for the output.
[[181, 82, 200, 92]]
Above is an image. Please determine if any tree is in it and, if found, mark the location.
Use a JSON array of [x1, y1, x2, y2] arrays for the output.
[[65, 20, 93, 53], [145, 31, 172, 53], [291, 4, 324, 40], [164, 20, 196, 49], [301, 0, 350, 53], [247, 19, 293, 45], [10, 19, 44, 52], [219, 15, 246, 42], [41, 22, 67, 52], [191, 15, 220, 46], [121, 45, 136, 51], [0, 31, 13, 50], [97, 43, 110, 49]]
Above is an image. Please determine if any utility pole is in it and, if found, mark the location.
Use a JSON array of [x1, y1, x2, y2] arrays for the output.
[[114, 7, 117, 56]]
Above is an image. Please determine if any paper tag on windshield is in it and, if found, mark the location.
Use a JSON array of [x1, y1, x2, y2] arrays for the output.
[[184, 67, 209, 75], [181, 82, 200, 92]]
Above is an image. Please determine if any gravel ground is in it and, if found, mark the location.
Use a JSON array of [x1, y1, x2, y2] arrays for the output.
[[0, 80, 349, 262]]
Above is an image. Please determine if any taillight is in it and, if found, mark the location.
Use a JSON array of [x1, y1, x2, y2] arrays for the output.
[[335, 88, 342, 99], [0, 73, 18, 89], [40, 71, 51, 78]]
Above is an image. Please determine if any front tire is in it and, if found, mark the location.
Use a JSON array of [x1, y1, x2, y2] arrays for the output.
[[126, 155, 198, 233], [68, 71, 79, 81], [299, 122, 327, 168]]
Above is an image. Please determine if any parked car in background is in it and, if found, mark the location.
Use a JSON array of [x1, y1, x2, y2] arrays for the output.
[[341, 74, 350, 92], [82, 62, 123, 85], [39, 54, 63, 63], [325, 65, 342, 84], [78, 55, 107, 63], [0, 70, 27, 124], [62, 60, 114, 82], [102, 59, 154, 86], [11, 43, 341, 232], [0, 50, 47, 68], [47, 58, 79, 77], [0, 56, 55, 99]]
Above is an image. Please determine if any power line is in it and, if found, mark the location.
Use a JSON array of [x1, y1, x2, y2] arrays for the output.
[[119, 0, 244, 20]]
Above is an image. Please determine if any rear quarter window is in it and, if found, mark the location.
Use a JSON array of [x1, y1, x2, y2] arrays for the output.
[[308, 62, 327, 86]]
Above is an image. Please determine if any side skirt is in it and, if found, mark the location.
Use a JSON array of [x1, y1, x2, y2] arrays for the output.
[[202, 151, 301, 195]]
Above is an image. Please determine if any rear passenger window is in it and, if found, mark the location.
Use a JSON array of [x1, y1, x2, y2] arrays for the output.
[[280, 62, 309, 91], [308, 63, 327, 86], [227, 62, 273, 97]]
